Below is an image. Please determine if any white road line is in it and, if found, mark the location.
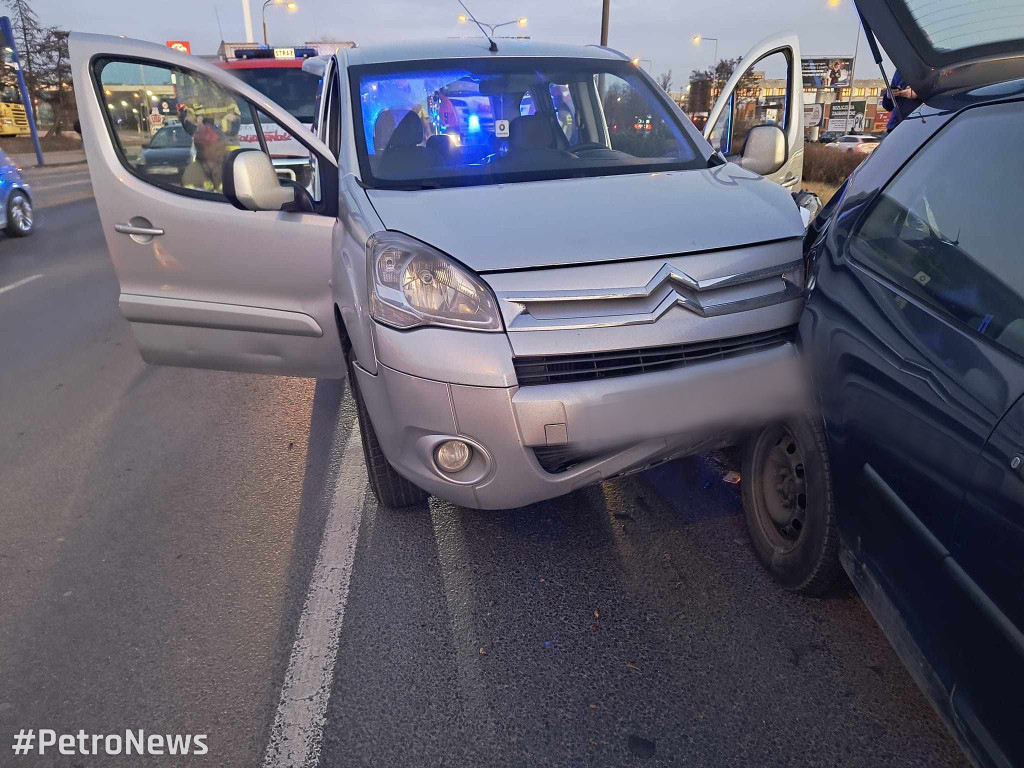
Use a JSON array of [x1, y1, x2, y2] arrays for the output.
[[262, 422, 366, 768], [0, 274, 43, 296], [31, 178, 92, 192]]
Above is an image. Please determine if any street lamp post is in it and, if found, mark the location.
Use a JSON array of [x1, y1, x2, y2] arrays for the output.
[[692, 35, 720, 110], [691, 34, 719, 70], [457, 15, 527, 38], [262, 0, 298, 46]]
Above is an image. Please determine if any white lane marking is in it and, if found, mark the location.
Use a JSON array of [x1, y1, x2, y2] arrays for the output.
[[262, 422, 366, 768], [0, 274, 43, 296], [31, 178, 92, 192]]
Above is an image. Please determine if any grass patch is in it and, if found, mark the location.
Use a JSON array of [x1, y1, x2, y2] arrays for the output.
[[802, 181, 841, 205], [0, 133, 83, 154], [803, 143, 865, 185]]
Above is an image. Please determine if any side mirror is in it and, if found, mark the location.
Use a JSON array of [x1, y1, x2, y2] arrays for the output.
[[739, 124, 786, 176], [223, 149, 295, 212]]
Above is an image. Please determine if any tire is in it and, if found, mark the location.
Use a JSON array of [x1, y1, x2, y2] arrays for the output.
[[346, 353, 429, 510], [741, 416, 842, 596], [6, 191, 33, 237]]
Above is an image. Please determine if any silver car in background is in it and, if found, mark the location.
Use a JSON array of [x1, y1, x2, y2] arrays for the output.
[[71, 32, 809, 510]]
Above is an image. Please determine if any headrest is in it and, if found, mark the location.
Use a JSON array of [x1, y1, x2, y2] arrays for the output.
[[373, 108, 425, 152], [509, 115, 555, 150]]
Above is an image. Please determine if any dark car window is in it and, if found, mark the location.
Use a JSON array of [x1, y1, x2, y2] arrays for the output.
[[148, 125, 190, 148], [228, 66, 319, 124], [849, 101, 1024, 359]]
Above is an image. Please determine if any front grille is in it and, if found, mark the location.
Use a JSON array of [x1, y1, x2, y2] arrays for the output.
[[513, 327, 795, 386]]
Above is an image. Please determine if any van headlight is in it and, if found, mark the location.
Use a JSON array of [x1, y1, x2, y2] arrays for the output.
[[367, 232, 503, 332]]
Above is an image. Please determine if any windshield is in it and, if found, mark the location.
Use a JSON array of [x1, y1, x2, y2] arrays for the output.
[[351, 57, 706, 189], [228, 66, 318, 123], [148, 125, 191, 148]]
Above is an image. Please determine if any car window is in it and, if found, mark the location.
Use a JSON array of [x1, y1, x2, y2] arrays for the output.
[[226, 66, 319, 124], [351, 57, 704, 189], [255, 108, 321, 201], [707, 94, 732, 153], [148, 126, 189, 148], [96, 59, 321, 202], [849, 102, 1024, 359], [715, 50, 789, 157]]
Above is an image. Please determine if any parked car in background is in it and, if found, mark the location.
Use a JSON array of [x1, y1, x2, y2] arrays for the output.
[[0, 148, 32, 237], [72, 31, 811, 511], [816, 131, 841, 143], [742, 1, 1024, 765], [139, 123, 192, 180], [827, 134, 881, 153]]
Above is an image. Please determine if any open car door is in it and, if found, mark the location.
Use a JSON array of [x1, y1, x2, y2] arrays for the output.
[[703, 32, 804, 189], [70, 33, 345, 379], [854, 0, 1024, 99]]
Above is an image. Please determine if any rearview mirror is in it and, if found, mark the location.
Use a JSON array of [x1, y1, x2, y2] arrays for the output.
[[739, 125, 787, 176], [223, 149, 295, 212]]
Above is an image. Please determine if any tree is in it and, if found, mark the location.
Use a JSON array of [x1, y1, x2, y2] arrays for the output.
[[3, 0, 42, 95], [2, 0, 75, 134], [656, 69, 672, 93], [36, 26, 72, 135], [688, 56, 742, 115]]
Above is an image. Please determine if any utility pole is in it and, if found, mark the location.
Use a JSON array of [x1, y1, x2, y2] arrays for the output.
[[845, 23, 861, 132], [600, 0, 609, 46], [241, 0, 255, 43]]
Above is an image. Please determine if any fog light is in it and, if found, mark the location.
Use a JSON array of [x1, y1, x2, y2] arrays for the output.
[[435, 440, 472, 473]]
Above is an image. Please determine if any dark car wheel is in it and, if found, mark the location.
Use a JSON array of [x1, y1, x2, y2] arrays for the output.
[[742, 417, 842, 596], [346, 353, 429, 510], [6, 191, 33, 237]]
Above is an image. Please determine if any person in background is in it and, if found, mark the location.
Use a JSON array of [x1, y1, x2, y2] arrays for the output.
[[882, 69, 922, 133]]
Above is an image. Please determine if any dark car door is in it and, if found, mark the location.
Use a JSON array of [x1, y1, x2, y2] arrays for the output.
[[804, 99, 1024, 713], [950, 393, 1024, 767]]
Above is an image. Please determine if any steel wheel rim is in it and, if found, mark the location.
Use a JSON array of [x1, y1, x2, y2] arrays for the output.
[[754, 424, 808, 549], [10, 195, 31, 231]]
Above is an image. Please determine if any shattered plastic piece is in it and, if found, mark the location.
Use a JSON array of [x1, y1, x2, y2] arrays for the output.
[[593, 609, 600, 619], [479, 647, 487, 655], [625, 663, 641, 672], [723, 470, 742, 485]]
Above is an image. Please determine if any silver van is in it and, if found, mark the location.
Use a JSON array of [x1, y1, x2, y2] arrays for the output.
[[71, 32, 809, 510]]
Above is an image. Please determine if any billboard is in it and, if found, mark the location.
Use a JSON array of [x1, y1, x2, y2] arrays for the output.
[[826, 101, 867, 133], [804, 103, 823, 128], [802, 57, 853, 89]]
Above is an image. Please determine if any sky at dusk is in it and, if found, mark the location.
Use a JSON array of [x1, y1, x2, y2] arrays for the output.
[[41, 0, 892, 87]]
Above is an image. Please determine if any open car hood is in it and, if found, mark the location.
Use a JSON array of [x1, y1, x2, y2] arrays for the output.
[[364, 166, 804, 273], [855, 0, 1024, 98]]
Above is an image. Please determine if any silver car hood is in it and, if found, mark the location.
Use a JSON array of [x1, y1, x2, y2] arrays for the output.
[[364, 165, 804, 272]]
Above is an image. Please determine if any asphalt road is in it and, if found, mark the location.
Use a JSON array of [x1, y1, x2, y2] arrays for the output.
[[0, 166, 967, 767]]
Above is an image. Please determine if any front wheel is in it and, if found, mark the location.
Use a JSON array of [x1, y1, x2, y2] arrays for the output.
[[741, 417, 842, 596], [6, 191, 33, 237], [346, 355, 429, 510]]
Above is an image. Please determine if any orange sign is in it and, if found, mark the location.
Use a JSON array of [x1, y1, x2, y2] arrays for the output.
[[166, 40, 191, 54]]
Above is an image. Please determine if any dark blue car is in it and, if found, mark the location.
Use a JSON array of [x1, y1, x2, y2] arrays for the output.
[[741, 2, 1024, 766]]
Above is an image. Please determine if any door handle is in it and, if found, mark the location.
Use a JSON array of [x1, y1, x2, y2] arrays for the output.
[[114, 223, 164, 237]]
